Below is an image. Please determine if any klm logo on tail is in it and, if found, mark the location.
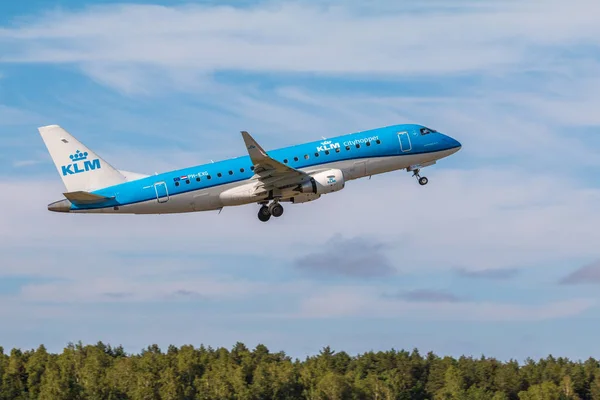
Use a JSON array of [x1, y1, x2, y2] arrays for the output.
[[61, 150, 101, 176]]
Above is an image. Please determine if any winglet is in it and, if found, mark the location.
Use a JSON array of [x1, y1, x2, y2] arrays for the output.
[[239, 130, 306, 179], [241, 131, 269, 164]]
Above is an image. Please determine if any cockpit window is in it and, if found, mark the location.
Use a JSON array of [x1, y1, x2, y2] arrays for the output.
[[420, 127, 437, 135]]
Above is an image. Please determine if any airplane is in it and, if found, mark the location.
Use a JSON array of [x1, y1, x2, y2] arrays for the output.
[[39, 123, 462, 222]]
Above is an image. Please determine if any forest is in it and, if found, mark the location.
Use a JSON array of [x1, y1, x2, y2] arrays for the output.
[[0, 341, 598, 400]]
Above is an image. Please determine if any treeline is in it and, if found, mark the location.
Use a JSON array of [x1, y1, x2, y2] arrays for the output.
[[0, 342, 599, 399]]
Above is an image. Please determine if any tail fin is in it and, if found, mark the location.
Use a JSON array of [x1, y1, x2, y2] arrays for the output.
[[38, 125, 126, 192]]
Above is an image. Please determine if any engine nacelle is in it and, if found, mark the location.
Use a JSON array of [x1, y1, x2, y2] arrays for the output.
[[290, 193, 321, 203], [296, 169, 345, 195]]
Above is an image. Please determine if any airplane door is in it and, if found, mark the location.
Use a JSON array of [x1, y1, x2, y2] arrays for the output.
[[397, 131, 412, 152], [154, 181, 169, 203]]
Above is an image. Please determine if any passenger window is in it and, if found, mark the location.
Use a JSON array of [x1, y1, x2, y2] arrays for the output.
[[304, 154, 309, 159], [356, 144, 360, 148], [314, 152, 319, 157], [196, 177, 200, 182], [345, 146, 350, 150], [335, 148, 340, 153], [366, 141, 371, 146], [325, 150, 330, 155], [376, 139, 381, 144], [207, 175, 212, 179], [284, 159, 288, 164], [228, 170, 233, 175], [175, 182, 180, 187], [250, 166, 255, 171], [240, 168, 245, 173], [186, 179, 190, 184], [294, 156, 298, 162], [217, 173, 222, 178]]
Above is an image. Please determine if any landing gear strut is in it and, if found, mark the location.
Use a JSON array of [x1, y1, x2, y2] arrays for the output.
[[412, 169, 428, 186], [257, 200, 284, 222]]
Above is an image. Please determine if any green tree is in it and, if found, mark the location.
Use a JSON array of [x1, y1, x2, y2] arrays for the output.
[[590, 374, 600, 400], [315, 371, 351, 400], [518, 381, 561, 400], [436, 365, 467, 400], [159, 366, 183, 400], [38, 358, 67, 400], [4, 349, 27, 400], [25, 344, 48, 399]]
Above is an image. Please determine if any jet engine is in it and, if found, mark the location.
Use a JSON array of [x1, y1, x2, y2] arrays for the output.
[[290, 193, 321, 203], [295, 169, 345, 195]]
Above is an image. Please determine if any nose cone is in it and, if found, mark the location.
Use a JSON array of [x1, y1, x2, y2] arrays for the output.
[[48, 199, 72, 213], [442, 135, 462, 151]]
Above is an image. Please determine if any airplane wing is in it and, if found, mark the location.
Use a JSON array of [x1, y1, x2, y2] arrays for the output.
[[241, 131, 309, 193]]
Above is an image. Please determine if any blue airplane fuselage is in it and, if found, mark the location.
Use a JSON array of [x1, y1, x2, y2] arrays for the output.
[[45, 123, 461, 216]]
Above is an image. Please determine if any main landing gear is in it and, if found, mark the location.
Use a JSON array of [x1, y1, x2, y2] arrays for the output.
[[257, 201, 284, 222], [412, 169, 428, 186]]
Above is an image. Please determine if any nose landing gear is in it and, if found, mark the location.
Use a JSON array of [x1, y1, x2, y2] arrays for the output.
[[411, 168, 428, 186], [257, 200, 284, 222]]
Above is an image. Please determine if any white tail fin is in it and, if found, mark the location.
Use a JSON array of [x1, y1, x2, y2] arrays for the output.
[[38, 125, 126, 192]]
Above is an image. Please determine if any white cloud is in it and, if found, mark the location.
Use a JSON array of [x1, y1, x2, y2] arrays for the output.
[[1, 0, 600, 355], [2, 159, 600, 279], [1, 1, 599, 87], [18, 276, 270, 303], [0, 105, 43, 126], [293, 286, 596, 322], [2, 0, 598, 169]]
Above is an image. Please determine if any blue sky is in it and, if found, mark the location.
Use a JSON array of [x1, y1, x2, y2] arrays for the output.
[[1, 0, 600, 361]]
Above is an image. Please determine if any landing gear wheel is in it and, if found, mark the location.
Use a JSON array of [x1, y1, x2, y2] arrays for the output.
[[418, 176, 428, 186], [258, 205, 271, 222], [270, 203, 284, 218]]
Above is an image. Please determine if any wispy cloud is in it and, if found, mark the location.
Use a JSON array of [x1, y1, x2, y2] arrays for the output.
[[385, 289, 465, 303], [559, 261, 600, 285], [295, 287, 595, 321], [0, 105, 42, 125], [12, 159, 44, 168], [2, 1, 598, 170], [1, 1, 600, 88], [454, 267, 520, 280], [292, 234, 396, 278], [18, 276, 269, 303]]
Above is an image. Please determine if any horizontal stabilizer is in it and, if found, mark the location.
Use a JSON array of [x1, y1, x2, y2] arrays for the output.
[[63, 191, 114, 205]]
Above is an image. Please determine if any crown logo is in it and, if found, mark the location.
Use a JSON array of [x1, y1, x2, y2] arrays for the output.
[[321, 140, 332, 145], [69, 150, 88, 162]]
